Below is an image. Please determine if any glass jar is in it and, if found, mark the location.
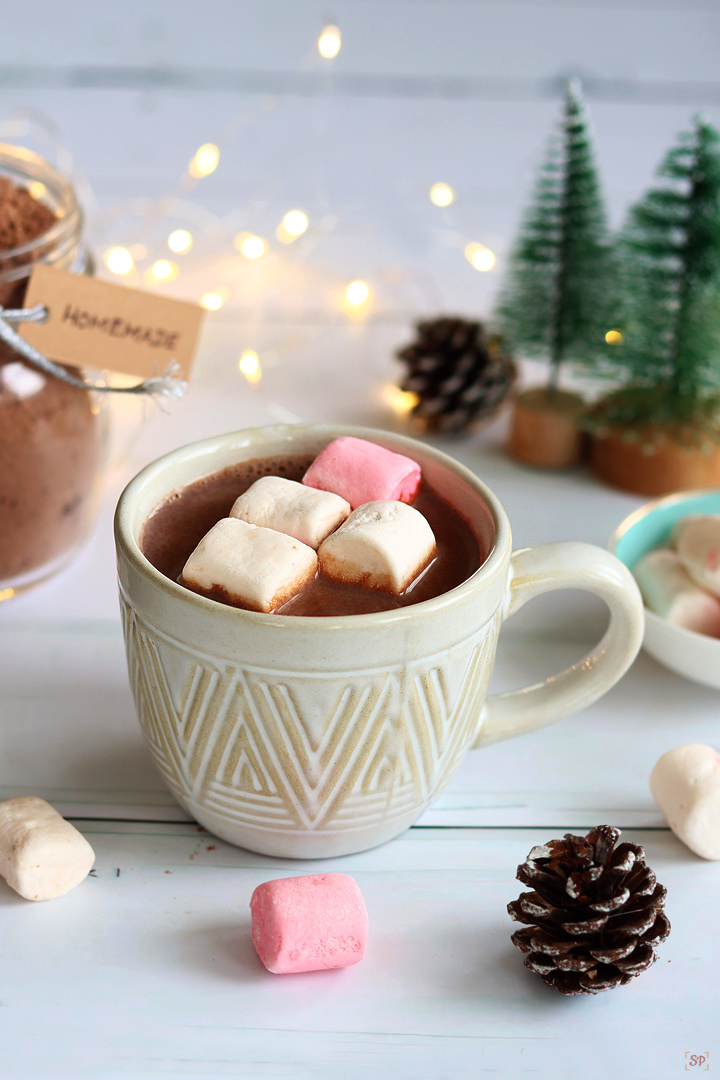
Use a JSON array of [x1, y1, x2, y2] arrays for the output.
[[0, 144, 107, 599]]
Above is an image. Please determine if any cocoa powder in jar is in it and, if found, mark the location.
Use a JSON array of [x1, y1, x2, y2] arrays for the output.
[[0, 177, 101, 586]]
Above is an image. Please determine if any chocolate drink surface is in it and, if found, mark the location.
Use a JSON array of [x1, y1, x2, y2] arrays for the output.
[[141, 454, 485, 616]]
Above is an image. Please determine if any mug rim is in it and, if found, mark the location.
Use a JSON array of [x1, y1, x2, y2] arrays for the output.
[[114, 423, 512, 629]]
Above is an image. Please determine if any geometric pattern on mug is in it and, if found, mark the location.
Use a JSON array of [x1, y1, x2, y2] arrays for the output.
[[121, 596, 501, 835]]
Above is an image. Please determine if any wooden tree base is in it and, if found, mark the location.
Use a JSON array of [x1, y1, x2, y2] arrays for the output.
[[508, 388, 585, 469], [591, 431, 720, 495]]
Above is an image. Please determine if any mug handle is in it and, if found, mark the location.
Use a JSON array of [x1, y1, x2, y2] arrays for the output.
[[473, 541, 644, 748]]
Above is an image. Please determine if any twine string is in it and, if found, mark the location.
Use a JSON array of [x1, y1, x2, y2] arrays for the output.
[[0, 303, 188, 399]]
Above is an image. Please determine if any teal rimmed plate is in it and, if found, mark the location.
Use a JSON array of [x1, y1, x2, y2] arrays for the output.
[[609, 490, 720, 688]]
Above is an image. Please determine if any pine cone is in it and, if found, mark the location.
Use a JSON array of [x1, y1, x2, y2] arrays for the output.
[[508, 826, 670, 996], [396, 316, 515, 433]]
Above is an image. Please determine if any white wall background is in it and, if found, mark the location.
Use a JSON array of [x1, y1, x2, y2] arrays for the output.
[[1, 0, 718, 408]]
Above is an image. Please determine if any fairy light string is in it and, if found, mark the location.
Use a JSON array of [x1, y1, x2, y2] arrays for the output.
[[0, 21, 500, 399]]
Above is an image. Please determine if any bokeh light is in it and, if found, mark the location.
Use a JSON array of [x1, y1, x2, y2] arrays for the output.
[[168, 229, 193, 253], [236, 234, 266, 259], [200, 288, 230, 310], [239, 349, 262, 383], [345, 280, 370, 306], [104, 247, 134, 275], [149, 259, 178, 282], [27, 181, 47, 201], [382, 384, 419, 415], [189, 143, 220, 178], [283, 210, 309, 236], [430, 183, 454, 207], [318, 26, 341, 58], [465, 243, 496, 272]]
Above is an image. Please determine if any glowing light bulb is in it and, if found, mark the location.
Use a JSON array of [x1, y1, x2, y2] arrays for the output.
[[465, 243, 496, 272], [168, 229, 193, 253], [430, 183, 454, 207], [149, 259, 178, 282], [382, 384, 419, 415], [235, 234, 266, 259], [605, 329, 623, 345], [239, 349, 262, 383], [318, 25, 341, 58], [104, 247, 134, 275], [189, 143, 220, 178], [283, 210, 308, 235], [346, 280, 369, 306], [200, 293, 223, 311]]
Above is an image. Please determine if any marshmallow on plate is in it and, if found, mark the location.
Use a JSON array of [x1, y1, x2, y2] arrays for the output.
[[0, 796, 95, 901], [671, 514, 720, 596], [182, 517, 317, 613], [250, 872, 368, 974], [302, 436, 421, 509], [229, 475, 350, 550], [650, 744, 720, 860], [318, 500, 436, 594], [633, 548, 720, 636]]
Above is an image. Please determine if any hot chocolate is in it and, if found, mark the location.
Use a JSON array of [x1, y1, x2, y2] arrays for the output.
[[141, 453, 485, 616]]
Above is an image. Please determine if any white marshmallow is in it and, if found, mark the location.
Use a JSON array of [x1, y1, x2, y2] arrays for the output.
[[318, 500, 436, 594], [182, 517, 317, 613], [671, 515, 720, 596], [633, 548, 720, 636], [650, 744, 720, 860], [230, 475, 350, 550], [0, 796, 95, 901]]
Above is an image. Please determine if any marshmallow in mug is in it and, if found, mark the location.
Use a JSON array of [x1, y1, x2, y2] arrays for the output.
[[650, 744, 720, 860], [671, 515, 720, 597], [319, 500, 437, 594], [303, 436, 421, 509], [230, 475, 350, 550], [0, 796, 96, 901], [182, 517, 317, 613], [633, 548, 720, 637]]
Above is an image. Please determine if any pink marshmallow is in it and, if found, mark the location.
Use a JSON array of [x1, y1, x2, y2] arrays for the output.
[[250, 872, 368, 974], [302, 437, 421, 510]]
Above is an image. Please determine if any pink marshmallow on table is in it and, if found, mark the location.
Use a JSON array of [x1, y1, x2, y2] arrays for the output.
[[302, 436, 421, 510], [250, 872, 368, 974]]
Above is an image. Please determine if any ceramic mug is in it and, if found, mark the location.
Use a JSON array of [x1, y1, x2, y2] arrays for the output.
[[115, 424, 644, 858]]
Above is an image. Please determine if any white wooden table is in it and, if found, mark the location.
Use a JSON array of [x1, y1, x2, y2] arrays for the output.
[[2, 2, 720, 1075]]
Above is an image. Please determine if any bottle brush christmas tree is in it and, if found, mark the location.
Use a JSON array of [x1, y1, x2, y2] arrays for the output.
[[497, 79, 614, 467], [589, 117, 720, 494]]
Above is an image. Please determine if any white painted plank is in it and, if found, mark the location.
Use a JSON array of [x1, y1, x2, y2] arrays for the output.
[[0, 0, 717, 84], [3, 90, 715, 226], [0, 825, 713, 1079]]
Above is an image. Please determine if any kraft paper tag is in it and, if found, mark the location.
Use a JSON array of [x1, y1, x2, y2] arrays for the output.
[[19, 265, 205, 380]]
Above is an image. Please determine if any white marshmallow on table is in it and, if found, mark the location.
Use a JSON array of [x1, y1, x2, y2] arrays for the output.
[[671, 515, 720, 596], [650, 744, 720, 860], [318, 500, 436, 594], [182, 517, 317, 613], [229, 475, 350, 550], [633, 548, 720, 636], [0, 796, 95, 901]]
